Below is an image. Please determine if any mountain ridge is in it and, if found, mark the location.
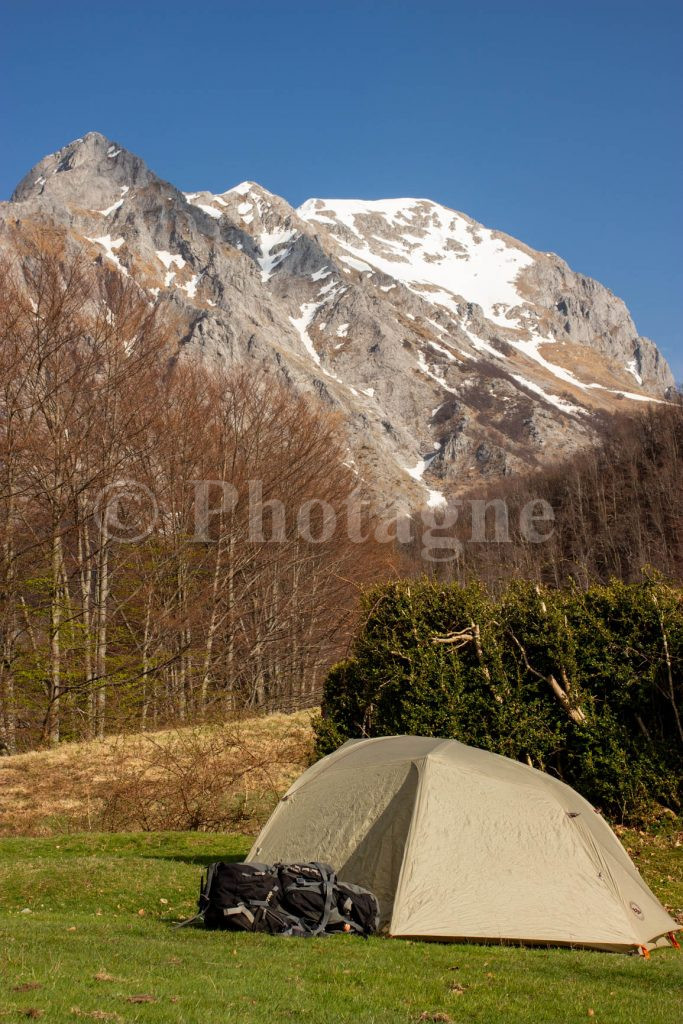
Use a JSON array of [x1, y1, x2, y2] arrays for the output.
[[2, 131, 674, 509]]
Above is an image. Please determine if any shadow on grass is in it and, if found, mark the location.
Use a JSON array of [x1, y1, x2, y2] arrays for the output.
[[141, 852, 245, 866]]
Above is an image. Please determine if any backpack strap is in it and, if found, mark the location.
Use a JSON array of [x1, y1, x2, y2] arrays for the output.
[[173, 912, 204, 929], [174, 861, 218, 928], [308, 862, 337, 936], [223, 904, 255, 926]]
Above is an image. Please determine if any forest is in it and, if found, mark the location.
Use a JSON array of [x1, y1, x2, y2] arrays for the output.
[[0, 230, 391, 751]]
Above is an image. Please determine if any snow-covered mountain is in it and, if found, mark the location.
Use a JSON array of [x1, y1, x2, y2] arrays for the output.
[[3, 132, 674, 508]]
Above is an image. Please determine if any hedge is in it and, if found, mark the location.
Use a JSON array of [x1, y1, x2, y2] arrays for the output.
[[314, 575, 683, 822]]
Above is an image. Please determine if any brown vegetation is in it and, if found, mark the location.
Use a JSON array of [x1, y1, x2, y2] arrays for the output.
[[0, 230, 391, 752], [0, 709, 314, 836]]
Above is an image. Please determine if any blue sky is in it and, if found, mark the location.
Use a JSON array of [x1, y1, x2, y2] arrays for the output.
[[2, 0, 681, 379]]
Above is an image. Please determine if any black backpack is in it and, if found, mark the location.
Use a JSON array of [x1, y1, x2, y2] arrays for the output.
[[186, 860, 379, 937]]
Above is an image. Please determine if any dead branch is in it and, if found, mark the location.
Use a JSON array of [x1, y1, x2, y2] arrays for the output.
[[431, 627, 475, 650], [508, 630, 586, 725], [653, 592, 683, 743]]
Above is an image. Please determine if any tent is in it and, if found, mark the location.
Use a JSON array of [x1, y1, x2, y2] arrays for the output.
[[248, 735, 680, 952]]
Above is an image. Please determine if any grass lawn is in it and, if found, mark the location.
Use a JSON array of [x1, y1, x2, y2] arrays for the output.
[[0, 831, 681, 1024]]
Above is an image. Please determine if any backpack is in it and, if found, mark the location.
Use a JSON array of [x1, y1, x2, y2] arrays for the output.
[[186, 860, 380, 937]]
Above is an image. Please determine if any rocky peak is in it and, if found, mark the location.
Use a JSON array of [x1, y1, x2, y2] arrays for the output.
[[11, 132, 159, 210], [182, 179, 306, 279]]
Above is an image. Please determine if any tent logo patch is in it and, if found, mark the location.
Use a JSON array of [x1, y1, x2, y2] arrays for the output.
[[630, 901, 644, 918]]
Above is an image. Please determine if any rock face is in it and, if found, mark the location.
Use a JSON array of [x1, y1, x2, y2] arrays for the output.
[[2, 132, 675, 509]]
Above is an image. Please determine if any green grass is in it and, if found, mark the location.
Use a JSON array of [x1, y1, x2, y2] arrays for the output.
[[0, 832, 681, 1024]]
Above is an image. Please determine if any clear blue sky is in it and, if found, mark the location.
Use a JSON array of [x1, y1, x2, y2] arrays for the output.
[[2, 0, 681, 379]]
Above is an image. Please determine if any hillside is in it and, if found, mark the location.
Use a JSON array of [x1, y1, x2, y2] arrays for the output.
[[0, 711, 314, 837]]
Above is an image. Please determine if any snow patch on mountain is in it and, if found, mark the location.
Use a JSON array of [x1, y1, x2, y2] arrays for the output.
[[223, 181, 258, 198], [626, 358, 643, 385], [85, 235, 128, 276], [417, 351, 457, 395], [298, 197, 533, 327], [156, 250, 186, 271], [405, 453, 446, 508], [460, 326, 500, 359], [98, 197, 124, 217], [195, 202, 223, 220], [289, 303, 322, 366], [508, 334, 590, 391], [258, 228, 297, 281], [509, 374, 583, 416], [183, 274, 201, 299]]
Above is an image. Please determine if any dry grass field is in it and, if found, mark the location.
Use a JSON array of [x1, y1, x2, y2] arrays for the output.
[[0, 711, 315, 837]]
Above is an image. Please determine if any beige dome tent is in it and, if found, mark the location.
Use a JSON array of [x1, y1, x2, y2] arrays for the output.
[[248, 736, 680, 952]]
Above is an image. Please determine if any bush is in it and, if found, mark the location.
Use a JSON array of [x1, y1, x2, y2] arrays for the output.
[[100, 719, 312, 833], [315, 575, 683, 823]]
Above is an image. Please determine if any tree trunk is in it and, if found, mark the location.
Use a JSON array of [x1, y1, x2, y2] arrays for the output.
[[46, 528, 63, 746], [95, 531, 109, 740]]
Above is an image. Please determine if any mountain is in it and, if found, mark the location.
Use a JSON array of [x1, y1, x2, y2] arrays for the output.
[[3, 132, 674, 509]]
